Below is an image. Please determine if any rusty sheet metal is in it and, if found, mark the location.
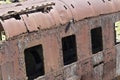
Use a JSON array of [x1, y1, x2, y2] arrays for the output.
[[0, 0, 50, 15], [63, 63, 78, 80], [21, 0, 46, 6], [0, 3, 24, 16], [21, 1, 52, 10], [103, 60, 116, 80], [21, 12, 56, 31], [48, 7, 61, 27], [2, 62, 14, 80], [0, 0, 120, 38], [105, 0, 116, 13], [53, 0, 72, 24], [21, 0, 72, 31], [60, 0, 117, 21], [87, 0, 113, 15], [115, 44, 120, 76], [92, 52, 103, 66], [0, 18, 27, 38], [60, 0, 95, 21], [0, 3, 17, 9], [93, 63, 103, 80], [112, 0, 120, 11], [104, 48, 116, 63]]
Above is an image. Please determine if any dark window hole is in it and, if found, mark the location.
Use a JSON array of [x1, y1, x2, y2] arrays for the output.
[[62, 35, 77, 65], [24, 45, 45, 80], [91, 27, 103, 54]]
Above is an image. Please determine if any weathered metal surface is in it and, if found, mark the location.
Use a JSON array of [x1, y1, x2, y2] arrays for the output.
[[0, 66, 2, 80], [113, 0, 120, 11], [21, 12, 56, 31], [103, 59, 116, 80], [63, 63, 78, 80], [0, 18, 27, 38], [104, 48, 116, 63], [92, 52, 103, 66], [60, 0, 94, 21], [54, 0, 72, 25], [2, 62, 14, 80], [116, 44, 120, 77], [88, 0, 114, 15], [93, 63, 103, 80], [0, 0, 119, 38], [0, 0, 119, 80]]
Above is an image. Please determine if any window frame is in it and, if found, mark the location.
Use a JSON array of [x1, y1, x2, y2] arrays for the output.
[[61, 34, 77, 65], [24, 44, 45, 80], [90, 27, 103, 54]]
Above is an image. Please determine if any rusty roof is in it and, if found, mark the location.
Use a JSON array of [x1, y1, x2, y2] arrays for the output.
[[0, 0, 119, 38]]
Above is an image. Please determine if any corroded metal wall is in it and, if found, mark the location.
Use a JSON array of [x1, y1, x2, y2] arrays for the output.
[[0, 0, 119, 80], [0, 13, 118, 80]]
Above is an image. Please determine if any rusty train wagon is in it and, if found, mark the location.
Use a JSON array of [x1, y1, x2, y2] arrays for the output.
[[0, 0, 120, 80]]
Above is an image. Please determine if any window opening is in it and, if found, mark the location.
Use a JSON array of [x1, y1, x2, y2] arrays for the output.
[[24, 45, 44, 80], [62, 35, 77, 65], [91, 27, 103, 54], [115, 21, 120, 44]]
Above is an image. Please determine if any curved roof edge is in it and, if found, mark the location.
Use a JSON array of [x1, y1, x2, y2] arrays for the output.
[[0, 0, 119, 38]]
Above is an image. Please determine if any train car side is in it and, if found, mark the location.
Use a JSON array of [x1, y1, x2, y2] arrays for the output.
[[0, 0, 119, 80]]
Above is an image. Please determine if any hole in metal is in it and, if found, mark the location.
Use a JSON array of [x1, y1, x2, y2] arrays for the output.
[[102, 0, 105, 3], [87, 1, 91, 5], [64, 5, 67, 10], [71, 4, 74, 8]]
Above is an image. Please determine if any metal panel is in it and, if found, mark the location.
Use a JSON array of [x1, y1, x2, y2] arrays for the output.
[[21, 12, 56, 31], [93, 64, 103, 80], [104, 48, 116, 63], [22, 0, 46, 6], [63, 63, 78, 80], [20, 1, 62, 31], [0, 18, 27, 38], [0, 3, 24, 16], [113, 0, 120, 11], [103, 60, 116, 80], [92, 52, 103, 65], [0, 66, 2, 80], [116, 44, 120, 76], [48, 8, 61, 27], [88, 0, 113, 15], [0, 0, 119, 38], [105, 0, 117, 13], [60, 0, 94, 21], [53, 0, 72, 24], [2, 62, 14, 80]]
